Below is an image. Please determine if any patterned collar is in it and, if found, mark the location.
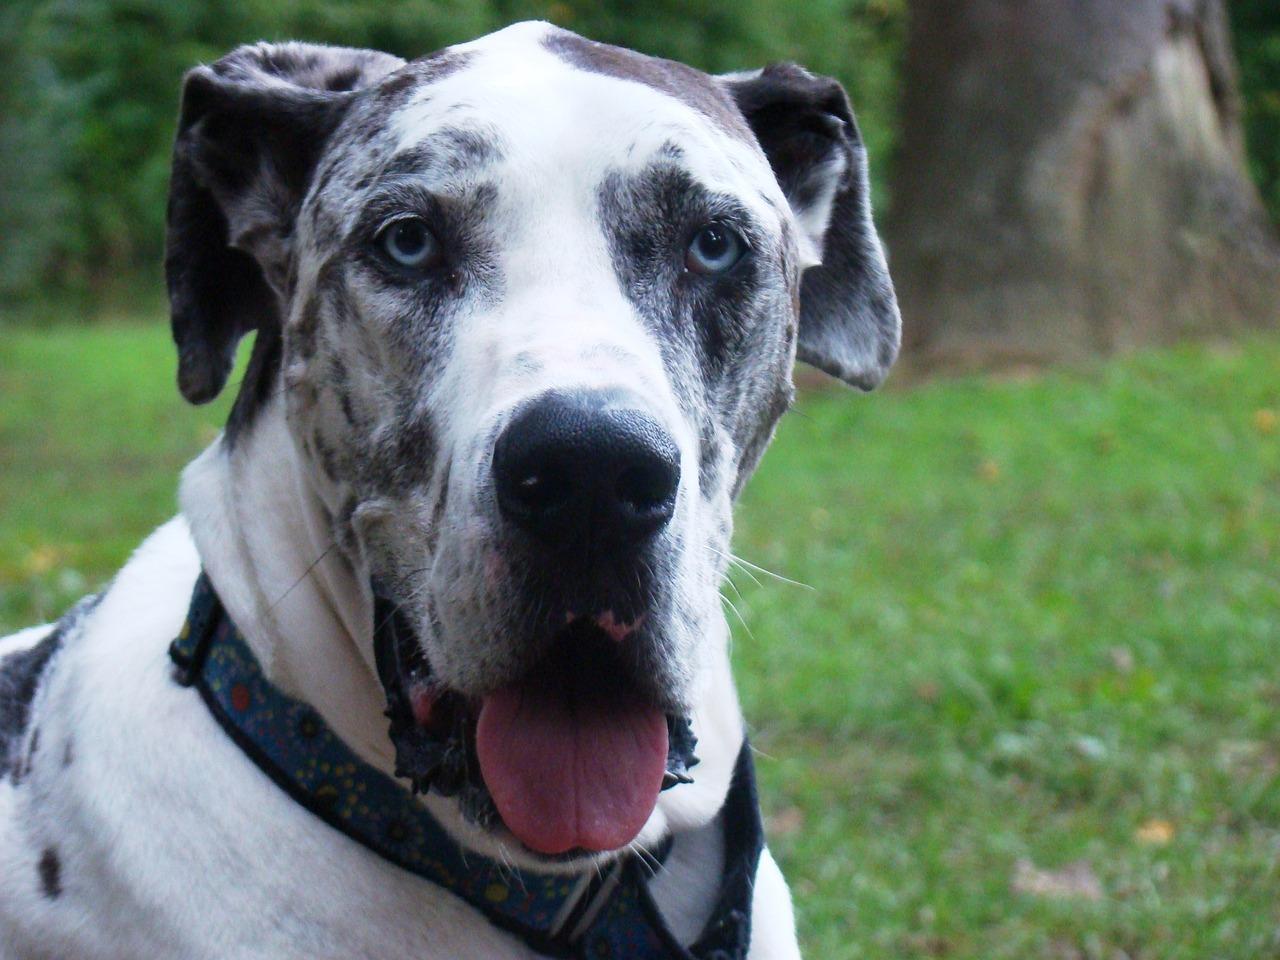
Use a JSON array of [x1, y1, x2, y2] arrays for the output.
[[169, 573, 762, 959]]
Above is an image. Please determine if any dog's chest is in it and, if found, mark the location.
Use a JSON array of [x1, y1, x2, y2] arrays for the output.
[[0, 557, 553, 959]]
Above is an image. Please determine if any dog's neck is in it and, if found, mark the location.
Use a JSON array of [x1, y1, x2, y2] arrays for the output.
[[179, 399, 395, 770]]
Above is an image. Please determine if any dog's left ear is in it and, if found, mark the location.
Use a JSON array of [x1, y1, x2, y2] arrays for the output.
[[166, 42, 404, 404], [722, 64, 901, 390]]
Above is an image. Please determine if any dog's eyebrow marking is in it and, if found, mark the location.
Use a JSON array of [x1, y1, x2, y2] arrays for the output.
[[38, 847, 61, 899], [383, 125, 504, 182], [542, 28, 754, 145]]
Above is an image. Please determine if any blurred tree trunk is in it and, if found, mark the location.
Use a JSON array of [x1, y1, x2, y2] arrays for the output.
[[889, 0, 1280, 367]]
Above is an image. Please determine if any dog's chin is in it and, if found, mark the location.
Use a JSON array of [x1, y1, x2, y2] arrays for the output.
[[375, 605, 699, 863]]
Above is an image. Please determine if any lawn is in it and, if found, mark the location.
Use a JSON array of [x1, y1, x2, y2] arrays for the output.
[[2, 320, 1278, 958]]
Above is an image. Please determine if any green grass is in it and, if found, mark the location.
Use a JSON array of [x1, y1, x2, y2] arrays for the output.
[[2, 321, 1279, 958], [0, 321, 236, 626]]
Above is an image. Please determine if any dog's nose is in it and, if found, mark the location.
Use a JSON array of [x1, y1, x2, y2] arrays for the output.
[[493, 391, 680, 548]]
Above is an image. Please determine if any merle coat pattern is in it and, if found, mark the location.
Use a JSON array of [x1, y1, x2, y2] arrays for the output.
[[0, 22, 898, 959]]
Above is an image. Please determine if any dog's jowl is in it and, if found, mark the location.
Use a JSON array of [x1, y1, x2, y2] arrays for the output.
[[0, 22, 897, 959]]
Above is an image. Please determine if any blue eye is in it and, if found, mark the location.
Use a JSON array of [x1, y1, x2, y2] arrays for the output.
[[378, 217, 440, 270], [686, 223, 747, 275]]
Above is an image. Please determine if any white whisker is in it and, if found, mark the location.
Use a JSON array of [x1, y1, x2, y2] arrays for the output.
[[719, 593, 755, 641], [729, 552, 813, 591]]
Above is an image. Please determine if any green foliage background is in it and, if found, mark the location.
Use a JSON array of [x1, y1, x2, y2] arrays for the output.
[[0, 1, 1276, 305], [1234, 0, 1280, 221]]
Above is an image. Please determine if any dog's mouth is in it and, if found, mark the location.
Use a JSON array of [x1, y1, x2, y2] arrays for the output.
[[373, 594, 698, 858]]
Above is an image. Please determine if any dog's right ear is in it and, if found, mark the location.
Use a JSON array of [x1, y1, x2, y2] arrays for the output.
[[166, 42, 403, 404]]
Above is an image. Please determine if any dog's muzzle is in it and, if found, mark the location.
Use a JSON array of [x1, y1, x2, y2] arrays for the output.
[[374, 592, 698, 858], [372, 390, 699, 856]]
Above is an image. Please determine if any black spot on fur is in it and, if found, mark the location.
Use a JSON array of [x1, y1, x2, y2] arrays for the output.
[[392, 416, 438, 487], [328, 355, 349, 388], [376, 69, 419, 102], [312, 431, 343, 482], [544, 29, 753, 143], [364, 405, 438, 493], [2, 594, 99, 781], [38, 848, 61, 899], [333, 496, 360, 552], [377, 50, 473, 107], [425, 460, 451, 553], [324, 66, 364, 92], [224, 327, 283, 446], [337, 388, 359, 429], [291, 291, 322, 361], [62, 737, 73, 768], [310, 160, 339, 207], [697, 418, 722, 496], [10, 727, 40, 787], [1, 636, 60, 781]]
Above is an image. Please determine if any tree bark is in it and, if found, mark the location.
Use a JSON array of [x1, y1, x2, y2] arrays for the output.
[[888, 0, 1280, 368]]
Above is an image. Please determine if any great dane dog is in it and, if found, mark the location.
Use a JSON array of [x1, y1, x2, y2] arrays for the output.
[[0, 21, 898, 959]]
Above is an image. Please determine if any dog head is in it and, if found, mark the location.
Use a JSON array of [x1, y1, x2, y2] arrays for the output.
[[166, 22, 898, 862]]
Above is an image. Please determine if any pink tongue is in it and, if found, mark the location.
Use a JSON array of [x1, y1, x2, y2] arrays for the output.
[[476, 674, 668, 855]]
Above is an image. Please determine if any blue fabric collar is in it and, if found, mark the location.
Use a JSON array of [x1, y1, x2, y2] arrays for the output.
[[169, 573, 762, 959]]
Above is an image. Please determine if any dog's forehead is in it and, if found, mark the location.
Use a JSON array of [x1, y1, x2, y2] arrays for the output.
[[377, 22, 775, 201]]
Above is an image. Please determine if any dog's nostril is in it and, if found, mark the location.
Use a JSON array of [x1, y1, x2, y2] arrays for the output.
[[616, 463, 678, 516]]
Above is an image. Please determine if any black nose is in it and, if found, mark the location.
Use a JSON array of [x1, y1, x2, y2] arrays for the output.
[[493, 391, 681, 549]]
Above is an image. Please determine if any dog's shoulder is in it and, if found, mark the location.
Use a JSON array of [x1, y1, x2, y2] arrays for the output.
[[0, 518, 207, 956]]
